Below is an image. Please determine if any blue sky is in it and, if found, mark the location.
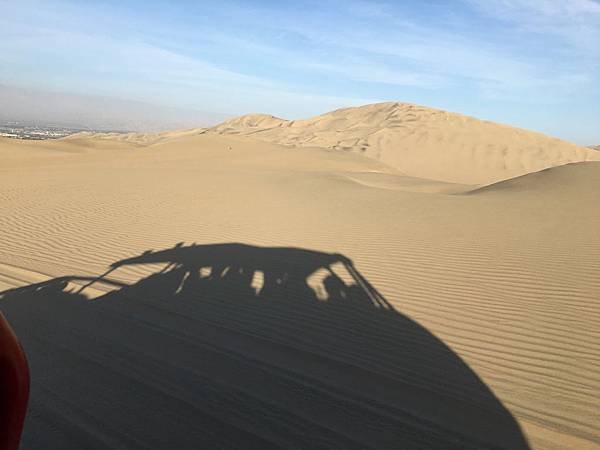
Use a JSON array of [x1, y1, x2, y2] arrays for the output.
[[1, 0, 599, 142]]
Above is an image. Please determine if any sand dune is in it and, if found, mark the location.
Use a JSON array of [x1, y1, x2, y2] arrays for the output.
[[64, 127, 207, 146], [1, 112, 599, 449], [211, 102, 600, 185]]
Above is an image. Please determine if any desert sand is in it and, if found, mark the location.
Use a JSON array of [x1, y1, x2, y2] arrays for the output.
[[211, 102, 600, 185], [1, 102, 599, 449]]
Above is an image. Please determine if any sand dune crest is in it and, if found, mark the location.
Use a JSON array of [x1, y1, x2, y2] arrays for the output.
[[211, 102, 600, 185]]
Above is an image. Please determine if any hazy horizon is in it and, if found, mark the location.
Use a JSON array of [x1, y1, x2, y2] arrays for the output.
[[0, 84, 230, 131], [1, 0, 599, 143]]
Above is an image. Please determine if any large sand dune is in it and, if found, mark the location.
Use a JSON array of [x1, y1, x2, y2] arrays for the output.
[[211, 102, 600, 184], [1, 106, 599, 449]]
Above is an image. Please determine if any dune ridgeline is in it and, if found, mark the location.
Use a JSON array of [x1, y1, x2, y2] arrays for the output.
[[211, 102, 600, 184]]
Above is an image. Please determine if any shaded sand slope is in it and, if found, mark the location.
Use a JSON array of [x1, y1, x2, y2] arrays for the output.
[[211, 102, 600, 184], [472, 159, 600, 196], [1, 135, 599, 449]]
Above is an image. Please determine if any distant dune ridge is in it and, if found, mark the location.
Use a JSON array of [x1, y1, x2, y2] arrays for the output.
[[1, 101, 600, 449], [53, 101, 600, 186], [63, 127, 207, 146], [210, 102, 600, 184]]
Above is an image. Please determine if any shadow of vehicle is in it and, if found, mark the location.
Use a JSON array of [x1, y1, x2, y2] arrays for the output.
[[0, 243, 529, 449]]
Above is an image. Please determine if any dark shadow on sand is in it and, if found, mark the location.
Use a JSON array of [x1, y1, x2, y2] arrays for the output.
[[0, 243, 529, 449]]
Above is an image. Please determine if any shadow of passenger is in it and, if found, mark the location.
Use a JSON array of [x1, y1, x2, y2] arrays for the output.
[[0, 243, 529, 450]]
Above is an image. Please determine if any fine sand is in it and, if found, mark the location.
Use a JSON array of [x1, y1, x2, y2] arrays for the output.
[[211, 102, 600, 185], [1, 103, 599, 449]]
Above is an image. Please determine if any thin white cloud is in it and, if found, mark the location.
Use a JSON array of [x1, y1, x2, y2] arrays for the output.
[[0, 21, 381, 122], [469, 0, 600, 17], [250, 1, 599, 100], [466, 0, 600, 54], [299, 61, 443, 88]]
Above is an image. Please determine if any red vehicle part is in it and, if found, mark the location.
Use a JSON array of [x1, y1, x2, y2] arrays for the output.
[[0, 312, 29, 450]]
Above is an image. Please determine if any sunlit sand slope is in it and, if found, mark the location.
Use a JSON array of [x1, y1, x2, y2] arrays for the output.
[[211, 102, 600, 184], [0, 134, 599, 449]]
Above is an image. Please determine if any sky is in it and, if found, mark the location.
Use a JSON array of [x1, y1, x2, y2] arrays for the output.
[[1, 0, 599, 142]]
